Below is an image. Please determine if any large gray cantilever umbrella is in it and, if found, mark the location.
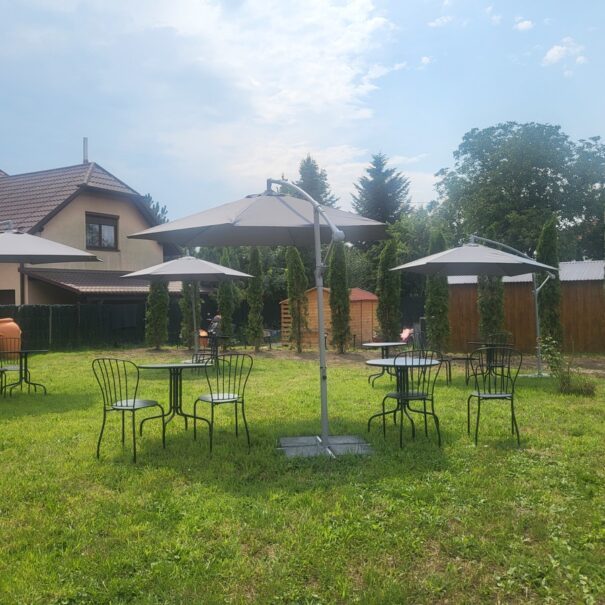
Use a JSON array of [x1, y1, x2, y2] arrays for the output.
[[391, 239, 558, 374], [0, 229, 100, 303], [130, 180, 387, 458], [122, 256, 252, 353]]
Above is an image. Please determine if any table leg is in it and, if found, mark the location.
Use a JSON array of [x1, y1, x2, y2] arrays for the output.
[[7, 353, 46, 396]]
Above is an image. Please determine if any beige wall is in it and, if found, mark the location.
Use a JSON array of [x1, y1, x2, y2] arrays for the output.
[[32, 191, 164, 272], [0, 263, 23, 304], [28, 278, 78, 305]]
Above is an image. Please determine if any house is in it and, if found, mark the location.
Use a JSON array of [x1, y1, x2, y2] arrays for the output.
[[0, 160, 177, 305], [280, 287, 378, 347], [447, 260, 605, 352]]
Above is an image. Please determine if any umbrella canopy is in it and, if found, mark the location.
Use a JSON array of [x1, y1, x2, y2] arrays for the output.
[[391, 243, 557, 276], [129, 191, 387, 247], [121, 256, 251, 282], [0, 231, 100, 264]]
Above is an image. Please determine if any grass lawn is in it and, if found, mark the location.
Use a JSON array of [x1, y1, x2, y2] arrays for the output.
[[0, 347, 603, 604]]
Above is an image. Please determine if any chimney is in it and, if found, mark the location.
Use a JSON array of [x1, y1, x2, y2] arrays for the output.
[[83, 137, 89, 164]]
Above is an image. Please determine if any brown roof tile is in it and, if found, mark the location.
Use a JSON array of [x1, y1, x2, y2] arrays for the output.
[[0, 162, 140, 233]]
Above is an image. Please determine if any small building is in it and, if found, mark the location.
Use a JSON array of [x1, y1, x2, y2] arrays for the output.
[[280, 287, 378, 347]]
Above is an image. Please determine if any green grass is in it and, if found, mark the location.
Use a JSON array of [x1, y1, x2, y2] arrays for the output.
[[0, 347, 603, 604]]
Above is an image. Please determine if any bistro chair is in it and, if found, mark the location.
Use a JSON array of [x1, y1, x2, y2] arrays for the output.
[[487, 331, 514, 346], [413, 331, 456, 385], [467, 346, 522, 446], [0, 337, 22, 396], [368, 349, 442, 447], [92, 358, 167, 462], [192, 353, 253, 452]]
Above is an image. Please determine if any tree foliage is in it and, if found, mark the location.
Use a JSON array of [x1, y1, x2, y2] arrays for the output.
[[352, 153, 411, 224], [477, 275, 504, 340], [425, 229, 450, 352], [179, 281, 201, 348], [328, 241, 350, 353], [376, 239, 401, 340], [286, 247, 308, 353], [145, 282, 169, 349], [217, 249, 236, 341], [141, 194, 168, 225], [246, 247, 264, 351], [536, 215, 563, 345], [294, 155, 339, 207]]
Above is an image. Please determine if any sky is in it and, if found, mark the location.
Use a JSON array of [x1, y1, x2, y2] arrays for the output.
[[1, 0, 603, 218]]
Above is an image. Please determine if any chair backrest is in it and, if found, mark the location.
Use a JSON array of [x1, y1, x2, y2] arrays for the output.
[[192, 349, 214, 365], [0, 337, 20, 365], [92, 358, 140, 409], [469, 346, 521, 395], [487, 331, 514, 346], [410, 331, 428, 350], [393, 349, 441, 397], [204, 353, 253, 400]]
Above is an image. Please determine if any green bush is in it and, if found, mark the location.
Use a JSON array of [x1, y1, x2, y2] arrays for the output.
[[541, 336, 596, 396]]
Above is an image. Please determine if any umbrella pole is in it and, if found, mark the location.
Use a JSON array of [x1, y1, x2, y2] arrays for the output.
[[313, 207, 330, 442]]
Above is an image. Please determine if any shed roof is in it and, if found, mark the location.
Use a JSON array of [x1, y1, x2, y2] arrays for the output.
[[0, 162, 149, 233], [280, 286, 377, 304], [447, 260, 604, 285]]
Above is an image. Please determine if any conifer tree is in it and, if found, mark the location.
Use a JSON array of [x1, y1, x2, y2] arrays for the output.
[[425, 229, 450, 352], [246, 246, 264, 351], [217, 249, 236, 341], [328, 241, 350, 353], [477, 275, 504, 340], [536, 215, 563, 344], [145, 282, 169, 349], [295, 155, 339, 207], [179, 281, 201, 348], [286, 246, 308, 353], [376, 239, 401, 340]]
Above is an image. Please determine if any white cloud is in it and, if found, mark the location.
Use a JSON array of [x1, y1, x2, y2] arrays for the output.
[[420, 56, 432, 65], [542, 37, 584, 66], [485, 6, 502, 25], [427, 15, 453, 28], [576, 55, 587, 64], [514, 19, 534, 32]]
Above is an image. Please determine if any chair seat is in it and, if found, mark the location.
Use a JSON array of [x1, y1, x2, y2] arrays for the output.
[[112, 399, 160, 410], [197, 392, 239, 404], [471, 391, 512, 399], [1, 365, 19, 372], [386, 390, 429, 401]]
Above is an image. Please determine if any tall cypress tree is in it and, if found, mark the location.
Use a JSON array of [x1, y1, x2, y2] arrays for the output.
[[477, 275, 504, 340], [217, 249, 236, 341], [246, 246, 264, 351], [425, 229, 450, 352], [328, 241, 350, 353], [286, 246, 308, 353], [536, 215, 563, 345], [376, 239, 401, 340], [179, 281, 201, 349], [145, 282, 169, 349]]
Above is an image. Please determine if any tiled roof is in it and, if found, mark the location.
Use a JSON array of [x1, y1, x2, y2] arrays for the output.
[[0, 162, 140, 233], [448, 260, 605, 284], [24, 268, 183, 295]]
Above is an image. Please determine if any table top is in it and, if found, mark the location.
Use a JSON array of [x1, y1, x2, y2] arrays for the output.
[[362, 342, 408, 348], [366, 357, 441, 368], [138, 362, 211, 370]]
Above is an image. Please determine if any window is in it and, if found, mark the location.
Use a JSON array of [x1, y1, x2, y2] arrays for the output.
[[86, 213, 118, 250]]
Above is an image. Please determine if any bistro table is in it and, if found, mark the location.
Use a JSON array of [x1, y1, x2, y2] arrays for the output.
[[366, 355, 442, 446], [2, 349, 48, 395], [362, 342, 410, 386], [138, 361, 211, 430]]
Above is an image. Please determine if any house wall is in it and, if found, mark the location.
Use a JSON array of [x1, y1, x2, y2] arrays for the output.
[[28, 279, 78, 305], [32, 191, 164, 272], [0, 263, 22, 304]]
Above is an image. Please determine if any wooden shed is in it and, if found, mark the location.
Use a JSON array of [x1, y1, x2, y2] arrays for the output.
[[447, 260, 605, 353], [280, 287, 378, 347]]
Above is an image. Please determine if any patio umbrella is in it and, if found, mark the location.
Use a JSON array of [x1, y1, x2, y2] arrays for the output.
[[129, 179, 388, 457], [0, 229, 100, 303], [391, 243, 556, 276], [122, 256, 251, 352], [391, 239, 558, 375]]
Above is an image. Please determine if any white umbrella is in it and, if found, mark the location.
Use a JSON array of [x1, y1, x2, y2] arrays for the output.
[[129, 180, 387, 457], [122, 256, 251, 352]]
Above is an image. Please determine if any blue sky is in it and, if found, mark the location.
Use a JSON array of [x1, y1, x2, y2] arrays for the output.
[[1, 0, 603, 218]]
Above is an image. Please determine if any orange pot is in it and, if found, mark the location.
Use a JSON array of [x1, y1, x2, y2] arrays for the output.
[[0, 317, 21, 359]]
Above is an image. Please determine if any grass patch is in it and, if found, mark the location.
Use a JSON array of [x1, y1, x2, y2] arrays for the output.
[[0, 347, 603, 604]]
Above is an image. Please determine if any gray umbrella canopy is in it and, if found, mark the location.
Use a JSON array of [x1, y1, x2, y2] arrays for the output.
[[0, 231, 100, 264], [391, 243, 557, 276], [121, 256, 251, 282], [129, 191, 387, 246]]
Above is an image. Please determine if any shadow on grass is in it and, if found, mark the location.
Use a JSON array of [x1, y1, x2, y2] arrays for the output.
[[0, 391, 96, 418]]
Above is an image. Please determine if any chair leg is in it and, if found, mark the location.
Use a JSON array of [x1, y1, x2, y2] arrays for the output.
[[382, 400, 386, 437], [423, 401, 428, 436], [131, 412, 137, 463], [474, 399, 481, 446], [403, 403, 415, 439], [511, 398, 520, 446], [399, 406, 404, 448], [234, 402, 239, 437], [209, 404, 215, 452], [240, 401, 250, 450], [467, 395, 472, 435], [121, 411, 125, 446], [432, 404, 441, 448], [96, 409, 107, 459]]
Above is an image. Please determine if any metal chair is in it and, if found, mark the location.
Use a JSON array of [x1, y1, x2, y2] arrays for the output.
[[487, 331, 514, 346], [193, 353, 253, 452], [467, 346, 522, 446], [0, 337, 22, 396], [368, 349, 442, 447], [92, 358, 167, 462]]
